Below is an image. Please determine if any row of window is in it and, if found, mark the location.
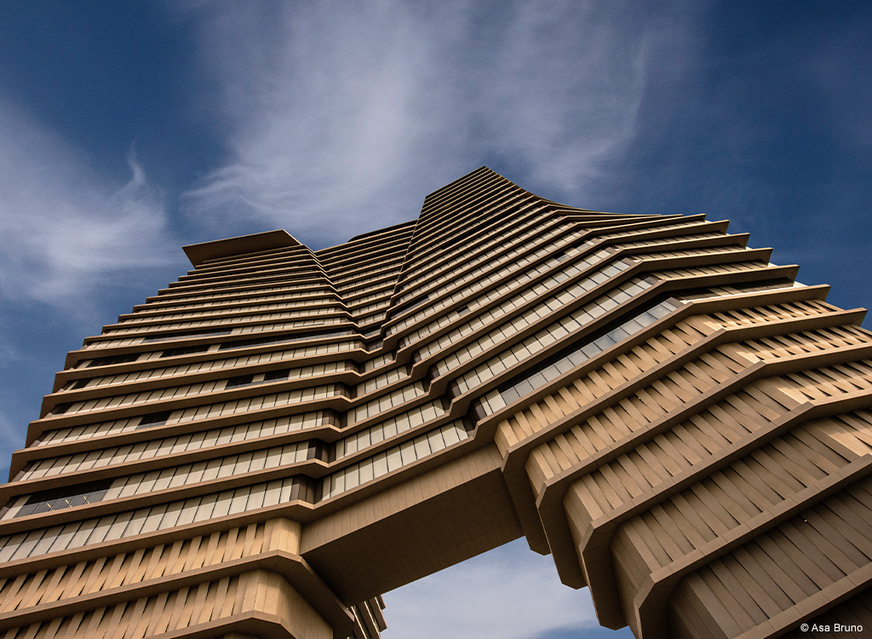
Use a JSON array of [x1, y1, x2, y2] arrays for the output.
[[142, 328, 233, 343], [215, 328, 353, 351], [335, 400, 445, 459], [679, 280, 800, 302], [56, 361, 355, 417], [321, 234, 408, 268], [52, 382, 347, 421], [393, 205, 556, 307], [400, 223, 720, 318], [402, 190, 537, 273], [37, 409, 329, 450], [497, 298, 681, 405], [363, 352, 397, 373], [106, 305, 343, 337], [360, 365, 409, 395], [183, 246, 312, 272], [397, 203, 549, 299], [143, 282, 332, 308], [78, 353, 141, 369], [26, 423, 326, 482], [412, 173, 513, 236], [349, 304, 392, 326], [121, 295, 339, 326], [84, 316, 349, 350], [343, 284, 396, 309], [351, 382, 429, 424], [389, 224, 577, 337], [133, 287, 336, 317], [30, 402, 447, 484], [401, 209, 545, 296], [473, 272, 790, 417], [69, 339, 364, 388], [10, 442, 316, 521], [616, 231, 723, 250], [30, 400, 450, 492], [321, 421, 470, 500], [167, 264, 324, 292], [422, 244, 764, 381], [65, 356, 356, 393], [330, 257, 405, 287], [0, 476, 311, 562], [162, 276, 326, 302], [656, 260, 765, 280], [167, 274, 318, 299], [191, 247, 311, 273], [356, 311, 387, 328], [447, 275, 659, 400], [420, 254, 632, 369], [630, 244, 753, 264], [189, 257, 317, 279], [112, 442, 314, 500], [11, 480, 113, 519], [335, 276, 397, 301], [182, 255, 320, 276]]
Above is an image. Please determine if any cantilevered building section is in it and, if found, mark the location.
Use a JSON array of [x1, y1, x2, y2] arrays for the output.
[[1, 167, 871, 638]]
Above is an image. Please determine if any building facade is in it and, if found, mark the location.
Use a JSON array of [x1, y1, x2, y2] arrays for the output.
[[0, 167, 871, 638]]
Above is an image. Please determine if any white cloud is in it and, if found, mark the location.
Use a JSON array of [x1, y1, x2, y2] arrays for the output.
[[177, 0, 465, 246], [0, 98, 182, 488], [0, 99, 173, 306], [177, 1, 704, 247], [381, 540, 600, 639]]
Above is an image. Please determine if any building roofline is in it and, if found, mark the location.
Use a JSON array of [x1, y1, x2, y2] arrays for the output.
[[182, 230, 301, 266]]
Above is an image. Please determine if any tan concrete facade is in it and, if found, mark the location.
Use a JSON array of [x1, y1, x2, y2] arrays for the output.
[[1, 167, 871, 637]]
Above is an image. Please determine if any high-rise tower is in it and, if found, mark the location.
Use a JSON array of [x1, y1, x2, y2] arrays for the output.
[[1, 167, 870, 638]]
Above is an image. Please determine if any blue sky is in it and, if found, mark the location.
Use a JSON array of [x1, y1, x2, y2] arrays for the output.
[[0, 1, 870, 637]]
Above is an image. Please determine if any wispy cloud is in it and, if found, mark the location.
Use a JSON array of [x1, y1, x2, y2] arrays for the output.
[[177, 0, 704, 247], [0, 99, 173, 307], [0, 98, 178, 475], [382, 540, 599, 639]]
